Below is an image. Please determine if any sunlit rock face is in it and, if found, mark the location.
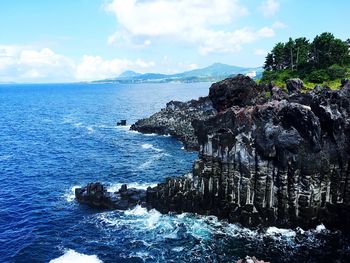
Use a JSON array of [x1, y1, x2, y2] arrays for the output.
[[146, 76, 350, 231], [131, 97, 217, 150]]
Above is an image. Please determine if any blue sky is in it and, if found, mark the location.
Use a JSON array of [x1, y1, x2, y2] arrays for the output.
[[0, 0, 349, 83]]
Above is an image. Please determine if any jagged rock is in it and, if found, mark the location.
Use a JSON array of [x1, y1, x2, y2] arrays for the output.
[[78, 77, 350, 232], [209, 74, 261, 111], [130, 97, 216, 150], [144, 78, 350, 232], [117, 120, 127, 126], [271, 86, 288, 100], [286, 78, 304, 94], [75, 183, 146, 210]]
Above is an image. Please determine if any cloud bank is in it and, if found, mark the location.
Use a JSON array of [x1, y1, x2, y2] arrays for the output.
[[0, 45, 156, 83], [106, 0, 276, 54]]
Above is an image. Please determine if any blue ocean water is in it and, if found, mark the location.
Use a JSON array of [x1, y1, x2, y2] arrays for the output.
[[0, 83, 349, 263]]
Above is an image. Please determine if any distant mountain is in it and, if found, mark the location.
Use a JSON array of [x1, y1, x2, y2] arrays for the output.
[[94, 63, 263, 84], [118, 70, 142, 78]]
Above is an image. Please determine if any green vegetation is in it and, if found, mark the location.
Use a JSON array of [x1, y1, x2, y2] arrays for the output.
[[261, 33, 350, 89]]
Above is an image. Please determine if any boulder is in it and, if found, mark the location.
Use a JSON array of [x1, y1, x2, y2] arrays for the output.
[[286, 78, 304, 94], [209, 74, 259, 111]]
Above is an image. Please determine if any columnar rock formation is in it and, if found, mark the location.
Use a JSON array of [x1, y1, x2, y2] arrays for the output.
[[145, 75, 350, 231], [77, 75, 350, 232]]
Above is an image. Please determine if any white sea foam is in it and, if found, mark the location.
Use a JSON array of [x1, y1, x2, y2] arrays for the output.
[[86, 126, 94, 133], [74, 122, 83, 128], [64, 185, 80, 202], [266, 226, 296, 238], [123, 206, 162, 229], [124, 205, 149, 216], [0, 154, 12, 161], [144, 133, 157, 137], [141, 143, 153, 149], [49, 249, 103, 263], [141, 143, 162, 152], [115, 125, 131, 131], [172, 247, 184, 252], [138, 153, 168, 169], [93, 206, 333, 255], [315, 224, 326, 232]]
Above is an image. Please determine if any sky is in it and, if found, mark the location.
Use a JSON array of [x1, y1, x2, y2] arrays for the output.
[[0, 0, 349, 83]]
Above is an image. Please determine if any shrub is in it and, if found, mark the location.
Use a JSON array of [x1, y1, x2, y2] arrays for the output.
[[327, 64, 347, 80], [307, 69, 329, 83]]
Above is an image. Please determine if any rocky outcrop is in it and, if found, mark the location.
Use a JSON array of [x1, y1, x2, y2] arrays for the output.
[[77, 75, 350, 232], [286, 78, 304, 94], [130, 97, 216, 150], [75, 183, 146, 210], [209, 75, 267, 110], [146, 77, 350, 232]]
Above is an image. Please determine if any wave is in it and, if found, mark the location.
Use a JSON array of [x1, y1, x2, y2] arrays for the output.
[[138, 153, 168, 169], [86, 126, 94, 133], [141, 143, 162, 152], [49, 249, 103, 263], [64, 185, 81, 202], [106, 208, 329, 241], [116, 125, 132, 130], [0, 154, 13, 161], [143, 133, 157, 137]]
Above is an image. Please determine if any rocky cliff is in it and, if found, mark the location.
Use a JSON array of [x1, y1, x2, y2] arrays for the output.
[[77, 75, 350, 232], [142, 75, 350, 231]]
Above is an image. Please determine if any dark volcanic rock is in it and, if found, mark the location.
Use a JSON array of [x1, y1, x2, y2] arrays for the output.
[[145, 78, 350, 232], [75, 183, 146, 210], [78, 77, 350, 233], [286, 78, 303, 94], [130, 97, 216, 150], [209, 74, 261, 111]]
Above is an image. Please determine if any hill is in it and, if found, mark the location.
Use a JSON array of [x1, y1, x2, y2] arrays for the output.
[[93, 63, 263, 84]]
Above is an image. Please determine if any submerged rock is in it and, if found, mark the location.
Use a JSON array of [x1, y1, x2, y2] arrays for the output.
[[117, 119, 127, 126]]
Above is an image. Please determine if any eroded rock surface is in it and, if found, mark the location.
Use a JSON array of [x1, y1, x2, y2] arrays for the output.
[[147, 79, 350, 231], [77, 75, 350, 232], [130, 97, 216, 150]]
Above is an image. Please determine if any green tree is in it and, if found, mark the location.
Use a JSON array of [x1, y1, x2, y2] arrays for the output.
[[284, 38, 295, 70], [294, 37, 310, 69], [310, 32, 349, 68], [263, 53, 274, 71], [272, 42, 285, 70]]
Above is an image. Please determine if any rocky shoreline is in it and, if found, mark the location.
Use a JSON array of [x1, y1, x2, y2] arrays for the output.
[[76, 75, 350, 233]]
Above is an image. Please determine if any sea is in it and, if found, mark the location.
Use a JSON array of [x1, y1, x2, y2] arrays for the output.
[[0, 83, 349, 263]]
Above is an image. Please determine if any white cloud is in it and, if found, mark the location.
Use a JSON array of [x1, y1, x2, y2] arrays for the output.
[[75, 56, 155, 81], [106, 0, 275, 54], [0, 45, 75, 83], [272, 21, 287, 29], [106, 0, 248, 37], [254, 48, 267, 56], [259, 0, 280, 17], [0, 45, 156, 83]]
